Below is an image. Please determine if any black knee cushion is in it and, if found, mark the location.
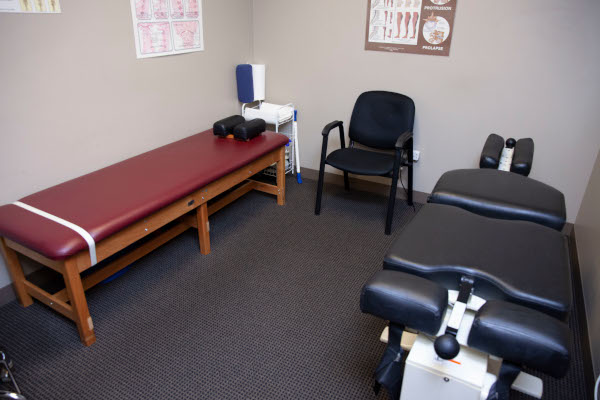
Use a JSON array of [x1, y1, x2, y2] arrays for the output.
[[468, 300, 570, 378], [511, 138, 534, 176], [233, 118, 266, 141], [429, 169, 566, 230], [360, 270, 448, 336], [480, 134, 504, 169], [213, 115, 246, 137]]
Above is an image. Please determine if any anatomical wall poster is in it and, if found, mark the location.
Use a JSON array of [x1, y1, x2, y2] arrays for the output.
[[365, 0, 457, 57], [0, 0, 61, 13], [129, 0, 204, 59]]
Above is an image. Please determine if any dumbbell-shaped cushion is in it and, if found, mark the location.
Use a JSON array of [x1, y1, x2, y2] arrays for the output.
[[360, 270, 448, 336], [234, 118, 266, 141], [429, 169, 566, 230], [213, 115, 246, 137], [468, 300, 571, 378]]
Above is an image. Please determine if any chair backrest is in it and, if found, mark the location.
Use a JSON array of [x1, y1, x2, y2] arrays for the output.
[[348, 91, 415, 150]]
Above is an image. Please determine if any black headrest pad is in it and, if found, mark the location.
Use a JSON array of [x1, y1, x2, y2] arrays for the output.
[[429, 169, 566, 231], [480, 133, 504, 169], [511, 138, 534, 176]]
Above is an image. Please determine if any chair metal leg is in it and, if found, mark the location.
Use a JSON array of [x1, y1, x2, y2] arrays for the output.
[[344, 172, 350, 191], [386, 171, 399, 235], [315, 163, 326, 215]]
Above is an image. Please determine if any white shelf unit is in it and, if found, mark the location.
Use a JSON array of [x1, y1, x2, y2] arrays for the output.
[[242, 102, 296, 177]]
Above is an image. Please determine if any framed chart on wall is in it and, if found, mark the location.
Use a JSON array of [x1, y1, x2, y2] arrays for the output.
[[365, 0, 457, 56], [0, 0, 61, 13], [129, 0, 204, 59]]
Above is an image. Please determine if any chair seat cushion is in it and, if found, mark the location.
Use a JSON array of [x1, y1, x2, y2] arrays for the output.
[[468, 300, 570, 378], [383, 204, 572, 320], [326, 148, 395, 176], [429, 169, 566, 230]]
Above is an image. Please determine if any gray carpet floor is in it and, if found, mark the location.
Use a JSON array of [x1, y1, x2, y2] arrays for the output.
[[0, 177, 591, 399]]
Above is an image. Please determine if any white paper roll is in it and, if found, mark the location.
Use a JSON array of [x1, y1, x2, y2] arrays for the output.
[[251, 64, 266, 101]]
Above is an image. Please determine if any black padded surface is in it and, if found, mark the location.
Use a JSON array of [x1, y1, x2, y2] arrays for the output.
[[348, 91, 415, 150], [360, 270, 447, 336], [384, 204, 572, 320], [511, 138, 534, 176], [429, 169, 566, 230], [233, 118, 266, 141], [479, 133, 504, 169], [213, 115, 246, 137], [469, 300, 571, 378], [326, 148, 395, 176]]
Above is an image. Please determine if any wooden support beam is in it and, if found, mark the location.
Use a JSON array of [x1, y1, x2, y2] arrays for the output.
[[24, 281, 73, 320], [249, 180, 280, 196], [92, 193, 200, 270], [207, 181, 257, 216], [0, 238, 34, 307], [63, 258, 96, 346], [197, 203, 210, 255], [4, 238, 64, 274], [54, 221, 191, 303], [277, 147, 286, 205]]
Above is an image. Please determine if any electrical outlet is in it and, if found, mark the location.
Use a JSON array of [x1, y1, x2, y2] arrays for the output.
[[413, 150, 421, 162]]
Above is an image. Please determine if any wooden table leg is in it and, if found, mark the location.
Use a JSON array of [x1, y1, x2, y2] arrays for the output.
[[197, 203, 211, 255], [63, 258, 96, 346], [0, 238, 33, 307], [277, 146, 286, 206]]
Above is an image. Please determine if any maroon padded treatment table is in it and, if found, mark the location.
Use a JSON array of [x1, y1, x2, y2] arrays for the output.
[[0, 130, 289, 346]]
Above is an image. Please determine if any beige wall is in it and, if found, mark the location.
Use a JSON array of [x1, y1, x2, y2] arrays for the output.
[[576, 149, 600, 377], [252, 0, 600, 221], [0, 0, 253, 289]]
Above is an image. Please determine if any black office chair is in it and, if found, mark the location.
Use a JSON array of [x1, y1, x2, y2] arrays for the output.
[[314, 91, 415, 235]]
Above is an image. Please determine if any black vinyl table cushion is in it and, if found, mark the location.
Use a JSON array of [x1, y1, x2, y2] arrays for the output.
[[429, 169, 566, 231], [360, 270, 448, 336], [469, 300, 571, 378], [383, 204, 572, 320]]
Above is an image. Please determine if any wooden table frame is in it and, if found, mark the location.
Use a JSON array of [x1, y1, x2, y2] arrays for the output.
[[0, 146, 286, 346]]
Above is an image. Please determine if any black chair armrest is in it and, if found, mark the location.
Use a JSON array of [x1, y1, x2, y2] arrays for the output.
[[395, 131, 413, 150], [321, 120, 347, 152], [322, 120, 343, 136]]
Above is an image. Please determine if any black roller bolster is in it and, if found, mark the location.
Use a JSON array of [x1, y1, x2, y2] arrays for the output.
[[213, 115, 246, 137], [468, 300, 571, 378], [360, 270, 448, 336], [233, 118, 266, 141], [511, 138, 534, 176], [480, 134, 505, 169]]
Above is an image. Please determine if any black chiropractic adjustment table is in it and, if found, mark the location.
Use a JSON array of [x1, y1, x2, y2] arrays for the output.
[[360, 167, 572, 400]]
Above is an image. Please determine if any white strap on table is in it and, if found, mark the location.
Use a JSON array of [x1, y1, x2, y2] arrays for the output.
[[12, 201, 97, 266]]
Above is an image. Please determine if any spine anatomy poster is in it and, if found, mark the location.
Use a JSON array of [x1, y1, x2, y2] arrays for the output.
[[0, 0, 61, 13], [365, 0, 457, 57], [130, 0, 204, 59]]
